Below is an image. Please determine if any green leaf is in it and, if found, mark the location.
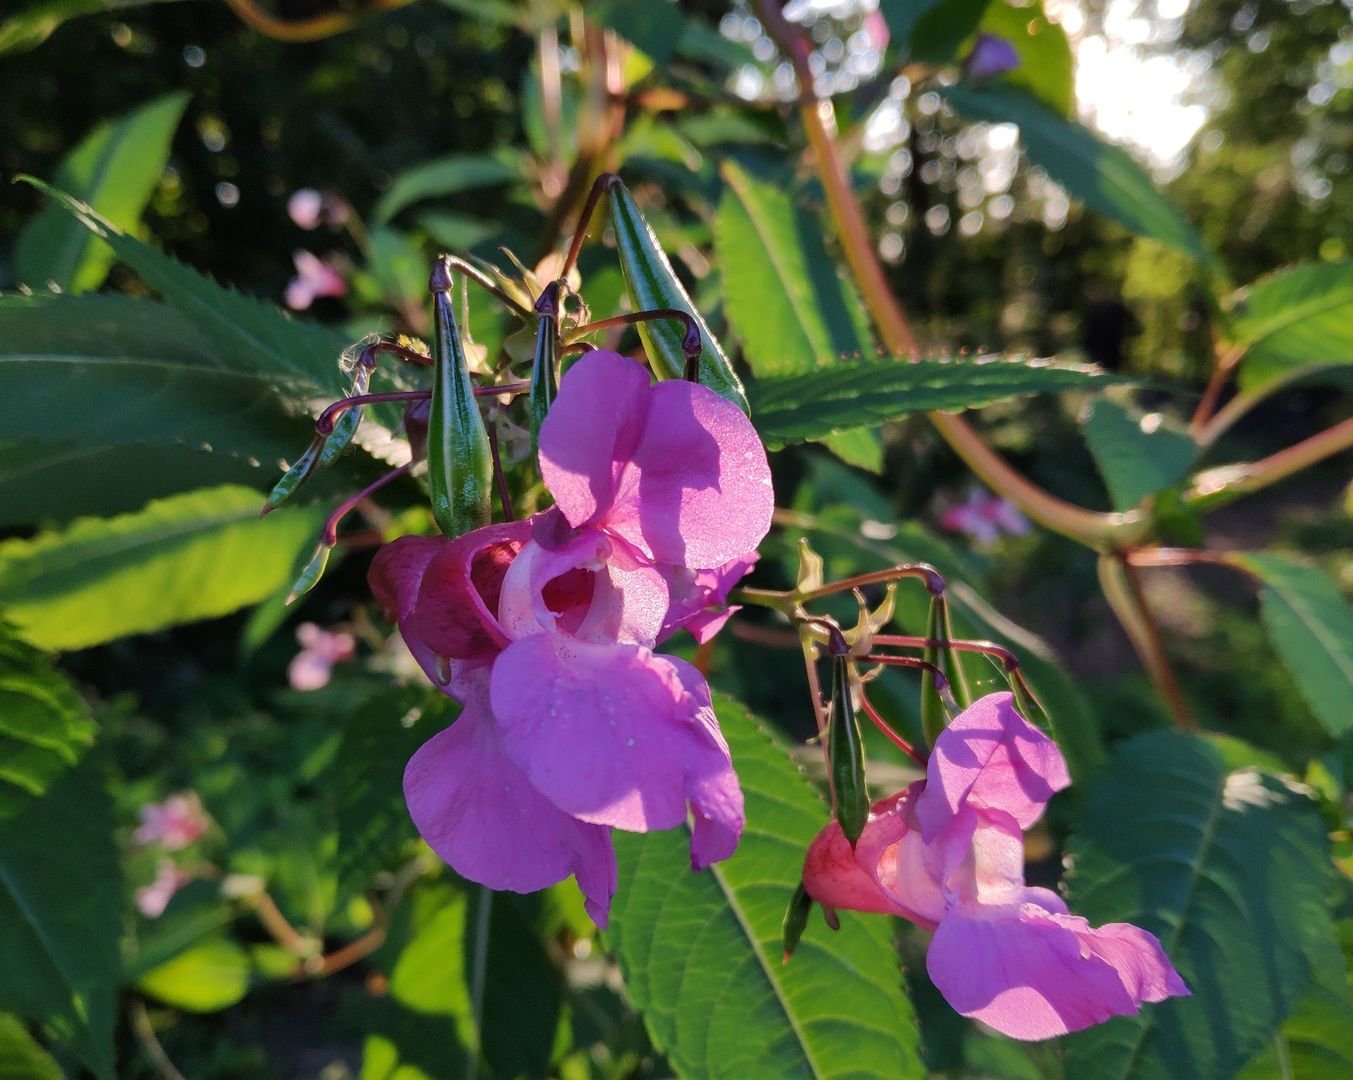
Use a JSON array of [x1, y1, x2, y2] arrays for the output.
[[137, 935, 251, 1013], [15, 93, 188, 293], [1238, 976, 1353, 1079], [1081, 397, 1196, 510], [944, 84, 1214, 267], [19, 179, 351, 392], [0, 625, 95, 820], [607, 694, 923, 1079], [0, 485, 328, 651], [1232, 554, 1353, 738], [373, 151, 523, 224], [976, 0, 1074, 116], [0, 0, 169, 55], [0, 1013, 63, 1080], [592, 0, 685, 66], [894, 0, 991, 61], [0, 763, 121, 1080], [749, 355, 1122, 448], [716, 161, 873, 376], [1064, 731, 1334, 1079], [361, 895, 476, 1080], [1233, 262, 1353, 391]]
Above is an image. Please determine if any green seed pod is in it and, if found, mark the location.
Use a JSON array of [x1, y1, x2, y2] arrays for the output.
[[263, 437, 324, 515], [286, 542, 332, 605], [781, 881, 814, 963], [529, 282, 560, 450], [827, 655, 869, 846], [318, 361, 373, 468], [427, 256, 493, 537], [607, 179, 750, 413], [920, 595, 949, 750]]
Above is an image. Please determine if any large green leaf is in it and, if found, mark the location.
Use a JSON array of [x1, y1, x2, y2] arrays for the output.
[[0, 763, 121, 1080], [0, 0, 171, 55], [976, 0, 1073, 116], [0, 626, 95, 820], [1064, 731, 1333, 1078], [0, 1013, 63, 1080], [944, 84, 1213, 267], [1233, 553, 1353, 738], [749, 355, 1122, 448], [716, 161, 873, 376], [1081, 396, 1196, 510], [15, 93, 187, 293], [373, 151, 523, 224], [0, 485, 328, 651], [607, 694, 923, 1079], [137, 935, 252, 1013], [19, 180, 351, 392], [1233, 262, 1353, 391]]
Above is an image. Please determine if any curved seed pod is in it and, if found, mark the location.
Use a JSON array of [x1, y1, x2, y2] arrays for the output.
[[263, 437, 325, 515], [781, 881, 814, 963], [607, 179, 750, 413], [286, 542, 332, 605], [827, 655, 869, 846], [530, 282, 560, 449], [428, 256, 493, 537], [317, 361, 373, 468]]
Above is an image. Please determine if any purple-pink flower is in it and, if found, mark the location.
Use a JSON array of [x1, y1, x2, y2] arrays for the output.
[[134, 791, 209, 851], [288, 622, 356, 691], [136, 858, 191, 918], [802, 693, 1188, 1040], [964, 34, 1021, 81], [369, 350, 773, 925], [938, 487, 1030, 545], [285, 250, 347, 311]]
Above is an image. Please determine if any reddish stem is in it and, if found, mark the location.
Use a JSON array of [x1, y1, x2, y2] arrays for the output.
[[872, 633, 1019, 672], [315, 390, 430, 435], [570, 309, 702, 358], [321, 462, 413, 546], [856, 689, 928, 767], [798, 564, 945, 603]]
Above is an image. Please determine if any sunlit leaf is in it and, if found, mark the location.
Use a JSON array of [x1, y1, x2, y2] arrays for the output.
[[137, 935, 251, 1013], [1081, 396, 1195, 510], [1064, 731, 1333, 1078], [749, 355, 1123, 447], [0, 1013, 63, 1080], [608, 694, 924, 1079], [0, 485, 328, 651], [374, 151, 523, 224], [15, 93, 187, 293], [944, 84, 1215, 267], [976, 0, 1074, 115], [1232, 262, 1353, 391], [1233, 553, 1353, 738]]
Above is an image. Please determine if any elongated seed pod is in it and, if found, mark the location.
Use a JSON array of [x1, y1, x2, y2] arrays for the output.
[[607, 179, 750, 413], [920, 595, 949, 750], [827, 655, 869, 846], [263, 437, 325, 515], [781, 881, 814, 963], [529, 282, 560, 449], [427, 256, 493, 537]]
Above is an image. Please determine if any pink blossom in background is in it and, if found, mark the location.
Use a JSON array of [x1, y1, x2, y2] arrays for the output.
[[287, 188, 324, 229], [135, 859, 191, 919], [285, 250, 347, 311], [288, 622, 356, 691], [134, 791, 209, 850], [369, 350, 773, 926], [802, 694, 1188, 1040], [938, 487, 1031, 545]]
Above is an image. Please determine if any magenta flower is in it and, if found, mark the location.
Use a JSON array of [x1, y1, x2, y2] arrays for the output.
[[938, 487, 1030, 545], [134, 791, 209, 851], [369, 350, 773, 925], [802, 694, 1188, 1040], [964, 34, 1021, 81], [135, 858, 190, 919], [288, 622, 356, 691], [285, 250, 347, 311]]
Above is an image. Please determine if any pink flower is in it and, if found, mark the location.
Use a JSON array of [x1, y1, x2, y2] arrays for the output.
[[134, 792, 209, 851], [135, 859, 190, 919], [938, 488, 1030, 545], [287, 188, 324, 230], [285, 250, 347, 311], [802, 694, 1189, 1040], [369, 350, 773, 925], [288, 622, 356, 691]]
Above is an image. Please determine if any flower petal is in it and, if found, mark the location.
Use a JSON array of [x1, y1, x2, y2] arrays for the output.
[[489, 635, 743, 861], [927, 902, 1187, 1040], [414, 520, 531, 661], [369, 535, 445, 682], [917, 692, 1070, 839], [403, 673, 617, 925], [658, 553, 758, 645], [538, 350, 650, 532]]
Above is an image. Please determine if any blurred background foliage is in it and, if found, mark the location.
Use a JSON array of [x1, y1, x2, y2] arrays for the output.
[[3, 0, 1353, 1076]]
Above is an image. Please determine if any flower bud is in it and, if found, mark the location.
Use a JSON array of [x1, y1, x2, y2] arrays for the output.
[[427, 256, 493, 537]]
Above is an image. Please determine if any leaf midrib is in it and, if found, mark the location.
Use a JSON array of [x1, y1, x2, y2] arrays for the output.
[[1238, 277, 1353, 351]]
